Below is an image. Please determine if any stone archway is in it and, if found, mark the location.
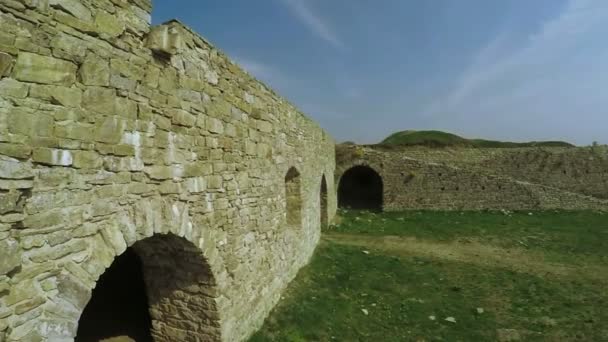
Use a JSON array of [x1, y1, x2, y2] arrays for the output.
[[76, 248, 153, 341], [320, 175, 328, 228], [338, 165, 383, 211], [76, 233, 221, 342]]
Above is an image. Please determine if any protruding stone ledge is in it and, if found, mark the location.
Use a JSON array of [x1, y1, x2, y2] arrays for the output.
[[146, 24, 184, 58]]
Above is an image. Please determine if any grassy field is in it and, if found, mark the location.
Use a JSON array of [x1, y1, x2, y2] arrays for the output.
[[379, 130, 574, 148], [250, 210, 608, 342]]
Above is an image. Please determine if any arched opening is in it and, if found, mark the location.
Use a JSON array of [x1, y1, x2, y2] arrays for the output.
[[338, 165, 383, 211], [76, 248, 153, 341], [76, 234, 221, 342], [320, 175, 328, 229], [285, 167, 302, 227]]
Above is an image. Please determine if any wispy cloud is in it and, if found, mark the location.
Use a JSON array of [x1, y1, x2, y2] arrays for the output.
[[279, 0, 344, 49], [422, 0, 608, 143], [232, 56, 287, 89]]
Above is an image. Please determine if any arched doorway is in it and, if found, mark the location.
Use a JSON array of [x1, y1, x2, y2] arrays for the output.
[[338, 165, 383, 211], [320, 175, 328, 228], [76, 248, 153, 341], [76, 234, 221, 341]]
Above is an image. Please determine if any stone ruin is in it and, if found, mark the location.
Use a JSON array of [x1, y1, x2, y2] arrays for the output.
[[0, 0, 336, 340], [1, 0, 606, 341], [336, 144, 608, 211]]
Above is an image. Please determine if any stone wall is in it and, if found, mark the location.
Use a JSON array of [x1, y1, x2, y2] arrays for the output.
[[336, 145, 608, 211], [0, 1, 336, 341], [373, 146, 608, 199]]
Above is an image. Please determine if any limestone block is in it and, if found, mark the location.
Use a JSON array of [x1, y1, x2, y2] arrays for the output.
[[143, 65, 160, 87], [56, 272, 90, 309], [0, 159, 33, 179], [257, 120, 273, 133], [93, 116, 127, 144], [54, 121, 94, 141], [50, 32, 87, 60], [207, 175, 223, 190], [79, 54, 110, 86], [29, 84, 82, 107], [112, 144, 135, 157], [0, 191, 22, 215], [32, 148, 73, 166], [95, 12, 125, 38], [14, 296, 46, 315], [115, 97, 138, 119], [21, 0, 49, 13], [49, 0, 92, 22], [158, 180, 181, 194], [99, 222, 127, 255], [171, 109, 196, 127], [13, 52, 77, 85], [0, 180, 33, 190], [8, 109, 54, 137], [0, 79, 29, 98], [0, 52, 13, 76], [72, 150, 103, 169], [110, 59, 145, 81], [144, 165, 177, 180], [0, 238, 20, 276], [116, 4, 150, 36], [83, 87, 116, 114], [207, 117, 224, 134], [183, 162, 212, 177], [0, 143, 31, 159], [53, 10, 96, 33], [145, 25, 183, 56], [185, 177, 206, 193]]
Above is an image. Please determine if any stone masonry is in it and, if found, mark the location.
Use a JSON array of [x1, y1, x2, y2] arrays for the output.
[[0, 1, 337, 341], [336, 145, 608, 211]]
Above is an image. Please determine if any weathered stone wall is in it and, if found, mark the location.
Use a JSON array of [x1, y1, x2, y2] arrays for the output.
[[0, 1, 337, 341], [374, 146, 608, 199], [336, 145, 608, 211]]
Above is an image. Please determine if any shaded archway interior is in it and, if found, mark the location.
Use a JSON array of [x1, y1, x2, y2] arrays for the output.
[[320, 175, 328, 228], [76, 248, 153, 342], [338, 166, 383, 211], [76, 233, 222, 342]]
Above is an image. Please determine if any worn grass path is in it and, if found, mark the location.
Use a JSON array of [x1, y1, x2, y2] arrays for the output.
[[324, 233, 608, 282], [251, 210, 608, 342]]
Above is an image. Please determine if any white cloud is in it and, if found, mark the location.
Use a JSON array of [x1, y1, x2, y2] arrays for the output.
[[422, 0, 608, 137], [231, 56, 287, 88], [279, 0, 344, 49]]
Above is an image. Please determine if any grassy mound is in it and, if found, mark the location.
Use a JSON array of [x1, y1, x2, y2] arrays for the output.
[[380, 130, 574, 148]]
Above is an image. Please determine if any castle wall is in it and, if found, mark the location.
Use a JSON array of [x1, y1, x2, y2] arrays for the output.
[[0, 1, 336, 341], [336, 146, 608, 211], [369, 146, 608, 199]]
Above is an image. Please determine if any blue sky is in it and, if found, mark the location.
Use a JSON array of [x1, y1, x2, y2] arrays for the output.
[[153, 0, 608, 145]]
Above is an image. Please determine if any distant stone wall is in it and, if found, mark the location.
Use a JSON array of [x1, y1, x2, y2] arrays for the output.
[[0, 1, 336, 341], [476, 147, 608, 199], [336, 145, 608, 211], [378, 146, 608, 199]]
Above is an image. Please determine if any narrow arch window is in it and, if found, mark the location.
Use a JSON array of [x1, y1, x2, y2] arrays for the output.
[[285, 167, 302, 227], [320, 175, 328, 229]]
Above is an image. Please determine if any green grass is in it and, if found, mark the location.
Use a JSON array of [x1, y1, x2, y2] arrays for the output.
[[250, 210, 608, 342], [379, 130, 574, 148], [334, 209, 608, 265]]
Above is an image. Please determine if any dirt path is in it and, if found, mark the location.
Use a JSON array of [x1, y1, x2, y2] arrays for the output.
[[324, 233, 608, 282]]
